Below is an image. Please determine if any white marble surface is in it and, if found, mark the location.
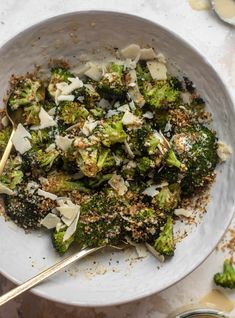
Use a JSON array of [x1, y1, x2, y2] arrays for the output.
[[0, 1, 234, 317]]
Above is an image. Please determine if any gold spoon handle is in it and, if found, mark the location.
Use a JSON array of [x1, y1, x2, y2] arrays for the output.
[[0, 128, 15, 175], [0, 246, 102, 307]]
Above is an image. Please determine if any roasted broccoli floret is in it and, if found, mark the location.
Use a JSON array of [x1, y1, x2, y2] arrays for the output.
[[31, 129, 53, 149], [58, 101, 89, 124], [136, 63, 152, 84], [75, 193, 124, 247], [153, 184, 181, 212], [214, 260, 235, 289], [155, 166, 179, 184], [75, 84, 100, 109], [165, 149, 185, 171], [123, 207, 164, 243], [36, 148, 60, 171], [0, 126, 11, 152], [169, 76, 183, 91], [0, 155, 23, 189], [173, 125, 219, 195], [97, 63, 126, 100], [9, 77, 45, 110], [142, 80, 179, 109], [41, 172, 88, 195], [4, 185, 54, 229], [23, 103, 41, 125], [84, 173, 113, 188], [145, 132, 162, 155], [97, 148, 116, 172], [128, 125, 151, 156], [121, 160, 137, 180], [89, 107, 104, 119], [52, 230, 75, 254], [75, 140, 116, 177], [137, 157, 155, 175], [101, 120, 127, 147], [128, 126, 164, 159], [154, 217, 175, 256], [76, 146, 99, 178], [153, 109, 169, 131], [48, 67, 74, 98]]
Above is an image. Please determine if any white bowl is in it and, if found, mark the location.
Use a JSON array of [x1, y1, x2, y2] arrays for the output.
[[0, 11, 234, 307]]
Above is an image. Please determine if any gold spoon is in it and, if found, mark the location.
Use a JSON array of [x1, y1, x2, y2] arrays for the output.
[[0, 246, 103, 306], [0, 104, 23, 175]]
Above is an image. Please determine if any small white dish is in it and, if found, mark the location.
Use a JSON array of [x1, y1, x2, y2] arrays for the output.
[[0, 11, 234, 307]]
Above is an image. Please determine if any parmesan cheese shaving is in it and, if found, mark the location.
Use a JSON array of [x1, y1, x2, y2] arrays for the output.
[[142, 185, 159, 197], [40, 213, 60, 229], [31, 107, 57, 130], [12, 123, 32, 154], [0, 183, 15, 195], [38, 189, 58, 201], [174, 208, 192, 218], [98, 98, 110, 109], [55, 135, 73, 151], [143, 111, 154, 119], [121, 44, 141, 59], [26, 181, 39, 195], [145, 243, 165, 262], [61, 77, 83, 95], [117, 104, 130, 113], [57, 94, 75, 102], [47, 107, 56, 116], [56, 205, 79, 220], [125, 237, 148, 258], [156, 52, 167, 64], [124, 140, 135, 158], [140, 48, 157, 60], [123, 58, 137, 70], [56, 222, 65, 232], [1, 115, 9, 127], [108, 174, 128, 195], [122, 110, 142, 127], [72, 64, 91, 76], [45, 143, 56, 152], [63, 208, 80, 242], [128, 84, 145, 107], [81, 118, 98, 136], [84, 63, 102, 81], [217, 141, 231, 162], [135, 244, 148, 258], [105, 109, 119, 118], [147, 61, 167, 80], [181, 92, 192, 105]]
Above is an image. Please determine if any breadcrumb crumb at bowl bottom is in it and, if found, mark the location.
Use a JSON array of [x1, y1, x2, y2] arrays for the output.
[[0, 11, 234, 307]]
